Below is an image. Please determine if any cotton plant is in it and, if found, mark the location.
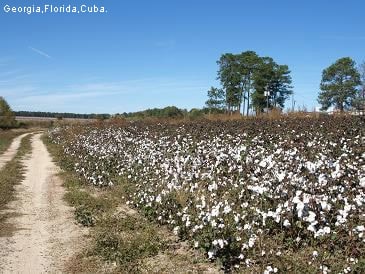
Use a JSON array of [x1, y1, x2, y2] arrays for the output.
[[49, 116, 365, 272]]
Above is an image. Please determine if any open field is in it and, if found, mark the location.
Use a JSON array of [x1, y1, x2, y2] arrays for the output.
[[15, 116, 96, 127], [15, 116, 96, 122], [48, 115, 365, 273]]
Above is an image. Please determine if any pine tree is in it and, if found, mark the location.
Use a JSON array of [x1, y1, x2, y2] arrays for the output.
[[318, 57, 361, 111]]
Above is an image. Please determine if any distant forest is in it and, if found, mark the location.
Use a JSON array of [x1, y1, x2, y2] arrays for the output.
[[13, 107, 225, 121], [14, 111, 111, 119], [116, 106, 224, 119]]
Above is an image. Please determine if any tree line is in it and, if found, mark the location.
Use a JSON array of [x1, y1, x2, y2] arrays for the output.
[[206, 51, 365, 114], [116, 106, 224, 119], [14, 111, 111, 120]]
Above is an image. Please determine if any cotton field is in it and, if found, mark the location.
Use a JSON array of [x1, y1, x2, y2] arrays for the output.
[[49, 116, 365, 272]]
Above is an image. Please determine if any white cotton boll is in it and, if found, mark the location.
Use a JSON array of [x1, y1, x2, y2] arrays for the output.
[[305, 161, 316, 173], [320, 265, 329, 274], [356, 225, 365, 232], [360, 177, 365, 188], [283, 219, 291, 227], [264, 266, 274, 274], [218, 239, 224, 248], [320, 200, 331, 211], [259, 160, 267, 168], [344, 267, 351, 274], [223, 205, 232, 214], [173, 226, 180, 235], [276, 171, 285, 182], [307, 224, 316, 232], [186, 220, 191, 227], [296, 202, 305, 218], [305, 211, 316, 223], [244, 224, 251, 230], [293, 196, 301, 204], [211, 206, 220, 217], [248, 236, 256, 247], [208, 182, 218, 192], [211, 219, 217, 227], [318, 173, 327, 185]]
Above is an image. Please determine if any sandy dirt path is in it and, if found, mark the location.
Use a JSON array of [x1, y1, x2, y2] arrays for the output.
[[0, 133, 30, 170], [0, 133, 84, 273]]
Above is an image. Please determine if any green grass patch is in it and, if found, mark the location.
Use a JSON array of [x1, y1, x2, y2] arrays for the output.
[[92, 214, 165, 272], [0, 133, 32, 236]]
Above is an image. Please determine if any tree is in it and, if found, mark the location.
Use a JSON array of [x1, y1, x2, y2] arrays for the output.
[[251, 57, 292, 113], [0, 96, 16, 129], [318, 57, 361, 111], [354, 61, 365, 113], [205, 87, 225, 111], [217, 51, 261, 115], [217, 53, 242, 113], [162, 106, 184, 118], [215, 51, 293, 115], [237, 51, 261, 116]]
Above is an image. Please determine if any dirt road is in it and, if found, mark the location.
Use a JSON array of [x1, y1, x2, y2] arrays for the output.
[[0, 133, 30, 170], [0, 133, 83, 273]]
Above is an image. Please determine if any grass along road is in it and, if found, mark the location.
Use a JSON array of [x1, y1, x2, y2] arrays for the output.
[[0, 132, 30, 170], [0, 133, 32, 237], [0, 131, 19, 155]]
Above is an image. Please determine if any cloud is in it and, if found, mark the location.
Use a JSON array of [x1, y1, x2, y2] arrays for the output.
[[9, 77, 209, 113], [29, 46, 51, 59]]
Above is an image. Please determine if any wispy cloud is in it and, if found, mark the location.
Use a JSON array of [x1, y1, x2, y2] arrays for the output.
[[29, 46, 51, 59], [8, 77, 208, 113], [0, 86, 37, 98], [0, 70, 31, 83]]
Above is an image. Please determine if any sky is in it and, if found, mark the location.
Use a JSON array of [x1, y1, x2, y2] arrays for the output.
[[0, 0, 364, 114]]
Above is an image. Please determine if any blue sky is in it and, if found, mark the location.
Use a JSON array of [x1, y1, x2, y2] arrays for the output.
[[0, 0, 364, 113]]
